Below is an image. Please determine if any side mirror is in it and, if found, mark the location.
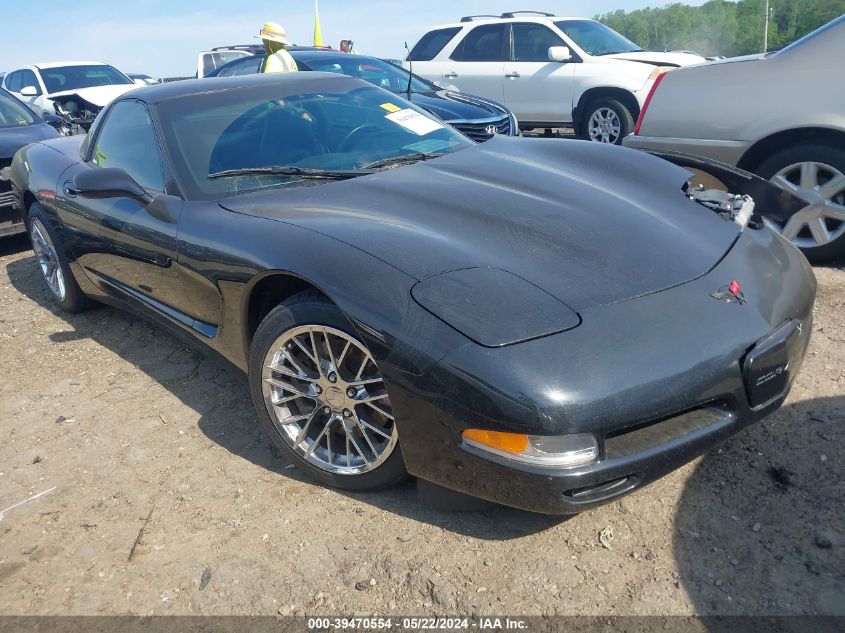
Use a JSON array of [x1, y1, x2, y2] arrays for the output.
[[42, 113, 69, 134], [73, 168, 153, 205], [21, 85, 40, 97], [548, 46, 572, 63]]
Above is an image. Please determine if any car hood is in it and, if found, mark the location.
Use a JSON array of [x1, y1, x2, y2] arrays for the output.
[[220, 137, 740, 312], [604, 50, 706, 67], [402, 91, 508, 122], [47, 84, 137, 107], [0, 123, 58, 159]]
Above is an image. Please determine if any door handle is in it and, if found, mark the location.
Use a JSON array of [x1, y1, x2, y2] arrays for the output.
[[505, 72, 521, 79], [444, 72, 458, 79], [62, 181, 78, 197]]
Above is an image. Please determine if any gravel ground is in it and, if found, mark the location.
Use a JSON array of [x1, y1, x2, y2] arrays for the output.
[[0, 232, 843, 617]]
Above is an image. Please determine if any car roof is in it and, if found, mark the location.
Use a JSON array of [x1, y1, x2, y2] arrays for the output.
[[127, 72, 363, 105], [430, 15, 589, 29], [33, 61, 110, 69]]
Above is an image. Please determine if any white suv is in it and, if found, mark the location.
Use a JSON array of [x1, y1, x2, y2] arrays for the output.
[[405, 11, 704, 144]]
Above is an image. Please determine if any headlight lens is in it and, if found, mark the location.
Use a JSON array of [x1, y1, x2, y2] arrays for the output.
[[462, 429, 599, 469]]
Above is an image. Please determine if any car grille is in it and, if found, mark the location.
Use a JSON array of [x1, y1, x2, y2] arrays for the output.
[[0, 158, 13, 207], [450, 116, 512, 142]]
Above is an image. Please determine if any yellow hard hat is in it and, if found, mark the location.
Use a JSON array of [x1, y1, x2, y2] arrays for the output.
[[258, 22, 292, 46]]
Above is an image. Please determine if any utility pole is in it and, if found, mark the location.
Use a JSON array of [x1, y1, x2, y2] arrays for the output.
[[763, 0, 770, 52]]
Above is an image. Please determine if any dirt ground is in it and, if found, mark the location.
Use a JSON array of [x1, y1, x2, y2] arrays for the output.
[[0, 232, 843, 617]]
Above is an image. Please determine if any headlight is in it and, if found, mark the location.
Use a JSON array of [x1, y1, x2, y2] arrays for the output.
[[411, 268, 580, 347], [462, 429, 599, 469]]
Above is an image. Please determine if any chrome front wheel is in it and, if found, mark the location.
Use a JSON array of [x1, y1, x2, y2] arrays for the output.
[[260, 325, 398, 476], [30, 218, 66, 301]]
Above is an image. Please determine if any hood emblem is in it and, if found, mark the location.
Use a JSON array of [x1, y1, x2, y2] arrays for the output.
[[485, 125, 498, 136], [711, 279, 748, 305]]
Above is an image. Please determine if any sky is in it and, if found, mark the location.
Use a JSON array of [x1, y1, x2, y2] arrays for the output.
[[1, 0, 706, 78]]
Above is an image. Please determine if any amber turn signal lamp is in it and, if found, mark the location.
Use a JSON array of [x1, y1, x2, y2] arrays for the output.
[[462, 429, 529, 454]]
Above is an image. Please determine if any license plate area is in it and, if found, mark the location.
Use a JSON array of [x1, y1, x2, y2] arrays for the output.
[[743, 320, 801, 410]]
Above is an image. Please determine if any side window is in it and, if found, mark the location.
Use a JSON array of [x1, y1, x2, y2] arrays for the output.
[[408, 27, 462, 61], [91, 100, 165, 192], [20, 69, 41, 94], [6, 71, 23, 93], [223, 58, 263, 77], [512, 23, 565, 62], [450, 25, 508, 62]]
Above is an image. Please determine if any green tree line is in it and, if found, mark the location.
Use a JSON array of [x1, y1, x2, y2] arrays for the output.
[[596, 0, 845, 57]]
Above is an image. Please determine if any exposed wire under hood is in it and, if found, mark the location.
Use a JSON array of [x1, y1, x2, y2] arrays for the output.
[[50, 94, 102, 131]]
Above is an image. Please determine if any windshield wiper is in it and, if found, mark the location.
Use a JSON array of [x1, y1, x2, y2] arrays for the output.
[[595, 48, 645, 56], [208, 166, 372, 180], [363, 152, 446, 170]]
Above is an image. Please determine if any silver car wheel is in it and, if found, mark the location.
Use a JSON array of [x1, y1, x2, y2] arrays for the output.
[[30, 218, 66, 301], [261, 325, 398, 475], [765, 161, 845, 248], [588, 108, 622, 144]]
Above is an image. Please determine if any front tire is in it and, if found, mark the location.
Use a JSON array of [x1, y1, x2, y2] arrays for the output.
[[756, 143, 845, 263], [27, 203, 88, 313], [581, 98, 634, 145], [248, 291, 407, 491]]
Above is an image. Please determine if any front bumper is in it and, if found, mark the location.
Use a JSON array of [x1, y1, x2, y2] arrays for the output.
[[623, 134, 750, 168], [0, 178, 24, 238], [389, 227, 815, 514]]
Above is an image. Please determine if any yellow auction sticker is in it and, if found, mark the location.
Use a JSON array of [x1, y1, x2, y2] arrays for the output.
[[380, 103, 403, 113]]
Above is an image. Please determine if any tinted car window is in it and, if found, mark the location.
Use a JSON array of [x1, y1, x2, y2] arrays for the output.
[[0, 89, 39, 127], [40, 65, 132, 94], [20, 70, 41, 93], [554, 20, 641, 56], [92, 100, 165, 192], [296, 55, 432, 92], [408, 27, 462, 61], [512, 23, 565, 61], [158, 83, 472, 200], [5, 71, 23, 93], [451, 24, 507, 62], [218, 57, 263, 77]]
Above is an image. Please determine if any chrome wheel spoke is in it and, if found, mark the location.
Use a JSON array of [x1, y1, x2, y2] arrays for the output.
[[780, 215, 805, 241], [265, 376, 316, 398], [364, 400, 394, 421], [359, 418, 391, 440], [347, 432, 370, 465], [808, 217, 830, 245], [823, 203, 845, 222], [305, 416, 334, 457], [819, 174, 845, 200], [800, 162, 819, 190]]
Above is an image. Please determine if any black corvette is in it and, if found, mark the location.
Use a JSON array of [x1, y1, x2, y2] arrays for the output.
[[11, 74, 815, 514]]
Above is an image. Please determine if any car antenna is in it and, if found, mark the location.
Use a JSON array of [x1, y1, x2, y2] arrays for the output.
[[405, 41, 413, 102]]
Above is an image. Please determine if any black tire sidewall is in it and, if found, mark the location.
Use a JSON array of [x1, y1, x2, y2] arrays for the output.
[[582, 98, 635, 145], [755, 143, 845, 263], [27, 203, 88, 313], [248, 296, 407, 491]]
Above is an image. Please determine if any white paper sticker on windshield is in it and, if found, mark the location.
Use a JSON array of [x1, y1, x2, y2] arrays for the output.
[[385, 109, 444, 136]]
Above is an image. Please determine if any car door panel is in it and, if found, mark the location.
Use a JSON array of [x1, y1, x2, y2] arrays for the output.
[[444, 24, 508, 103], [57, 100, 194, 321], [504, 23, 576, 124]]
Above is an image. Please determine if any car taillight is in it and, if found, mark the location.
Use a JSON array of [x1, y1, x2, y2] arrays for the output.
[[634, 70, 668, 136]]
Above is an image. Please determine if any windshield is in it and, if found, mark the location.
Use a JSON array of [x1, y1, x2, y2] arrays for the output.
[[158, 83, 472, 200], [297, 56, 433, 93], [40, 65, 133, 94], [0, 89, 39, 128], [555, 20, 642, 56]]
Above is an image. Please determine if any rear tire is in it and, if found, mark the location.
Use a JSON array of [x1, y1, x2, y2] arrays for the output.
[[756, 143, 845, 263], [581, 98, 634, 145], [27, 203, 88, 313], [248, 291, 407, 491]]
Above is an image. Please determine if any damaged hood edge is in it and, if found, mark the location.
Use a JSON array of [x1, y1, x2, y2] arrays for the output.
[[48, 84, 137, 108]]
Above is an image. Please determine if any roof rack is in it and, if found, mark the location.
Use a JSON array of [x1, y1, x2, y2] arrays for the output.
[[460, 14, 500, 22], [211, 45, 263, 52], [500, 11, 556, 18]]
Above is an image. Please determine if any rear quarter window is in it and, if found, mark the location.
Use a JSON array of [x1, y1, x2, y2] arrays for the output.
[[408, 27, 462, 61]]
